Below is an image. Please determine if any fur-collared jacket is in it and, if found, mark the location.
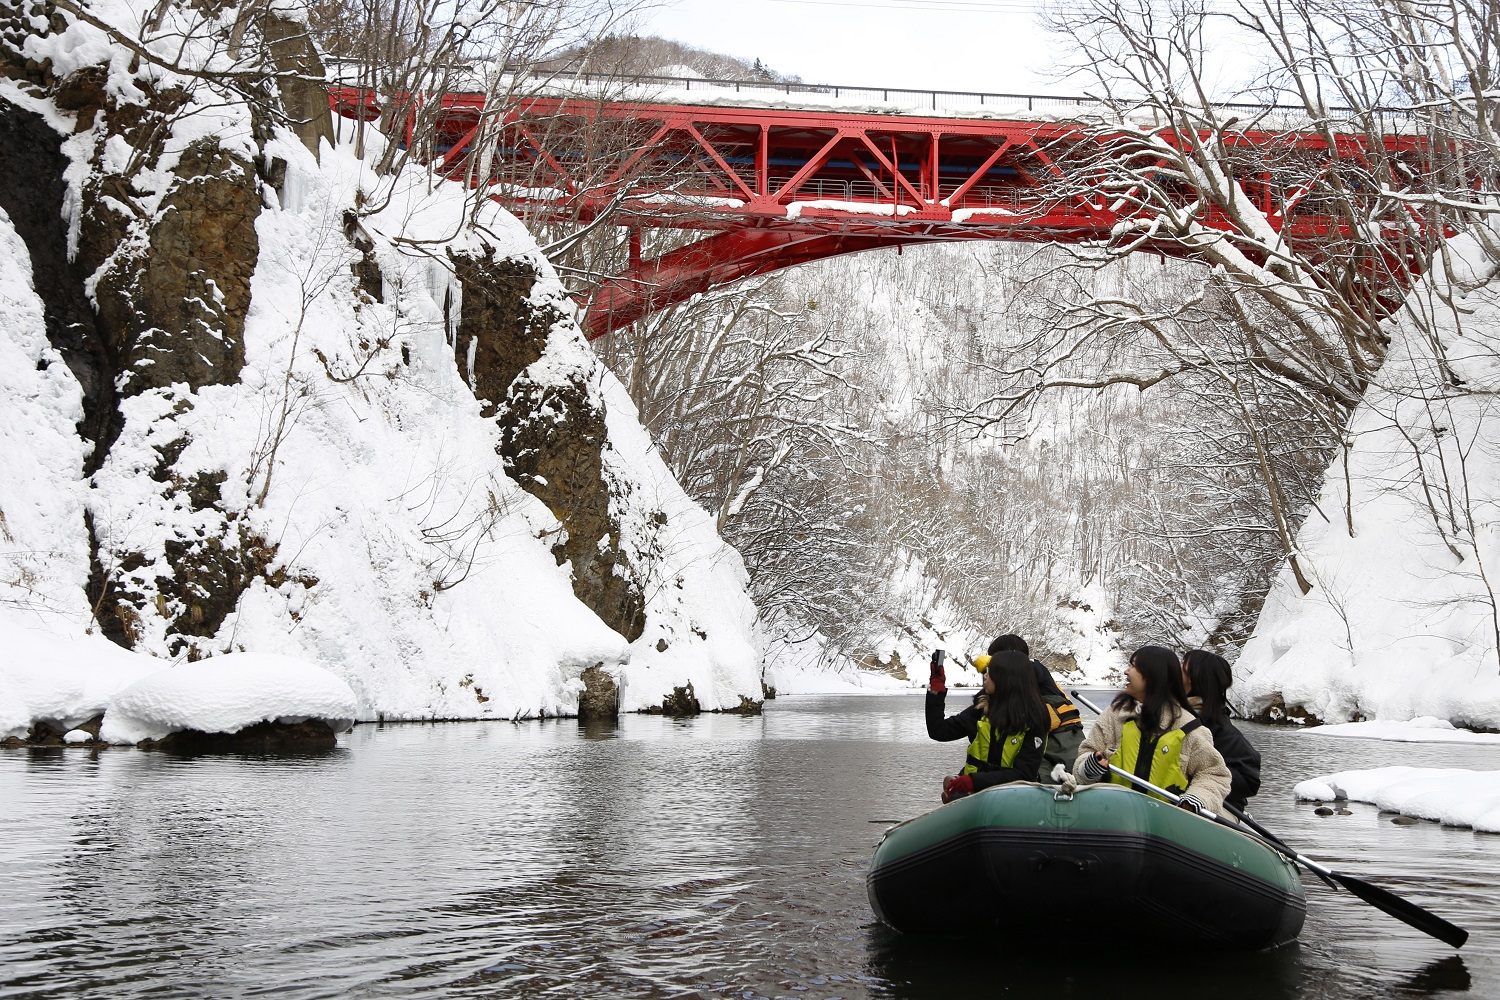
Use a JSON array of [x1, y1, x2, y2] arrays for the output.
[[1074, 701, 1233, 814]]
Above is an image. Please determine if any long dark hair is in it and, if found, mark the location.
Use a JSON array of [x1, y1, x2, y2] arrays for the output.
[[1184, 649, 1234, 723], [980, 651, 1049, 736], [1113, 644, 1192, 738]]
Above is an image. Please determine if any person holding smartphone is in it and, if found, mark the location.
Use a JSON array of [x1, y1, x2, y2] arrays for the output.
[[924, 648, 1049, 803]]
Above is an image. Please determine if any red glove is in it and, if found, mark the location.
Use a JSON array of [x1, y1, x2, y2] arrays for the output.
[[928, 650, 946, 694], [941, 773, 974, 803]]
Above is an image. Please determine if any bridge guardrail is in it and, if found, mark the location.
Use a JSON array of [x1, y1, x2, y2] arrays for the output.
[[323, 57, 1414, 128]]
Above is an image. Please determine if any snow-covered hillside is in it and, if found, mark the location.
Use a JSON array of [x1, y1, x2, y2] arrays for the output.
[[0, 3, 759, 743]]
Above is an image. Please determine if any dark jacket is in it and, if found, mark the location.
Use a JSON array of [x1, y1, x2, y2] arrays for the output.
[[925, 690, 1045, 790], [1202, 714, 1261, 811], [1030, 659, 1085, 782], [1031, 658, 1066, 698]]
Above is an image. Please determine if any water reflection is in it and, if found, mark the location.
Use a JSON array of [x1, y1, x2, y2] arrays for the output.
[[1, 695, 1496, 999], [865, 925, 1308, 1000]]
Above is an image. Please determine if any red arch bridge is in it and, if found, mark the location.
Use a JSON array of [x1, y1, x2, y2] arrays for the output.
[[327, 79, 1440, 339]]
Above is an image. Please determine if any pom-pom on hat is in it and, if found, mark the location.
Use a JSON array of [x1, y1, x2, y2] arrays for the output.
[[972, 654, 991, 673]]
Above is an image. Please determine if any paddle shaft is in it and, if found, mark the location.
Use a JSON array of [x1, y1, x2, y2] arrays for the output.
[[1069, 689, 1469, 948], [1071, 691, 1293, 829], [1071, 689, 1336, 885]]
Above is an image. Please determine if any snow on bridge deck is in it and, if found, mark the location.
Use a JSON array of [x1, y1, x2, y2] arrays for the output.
[[327, 60, 1410, 129]]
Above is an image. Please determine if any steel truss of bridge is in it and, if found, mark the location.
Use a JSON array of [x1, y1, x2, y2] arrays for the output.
[[327, 86, 1440, 338]]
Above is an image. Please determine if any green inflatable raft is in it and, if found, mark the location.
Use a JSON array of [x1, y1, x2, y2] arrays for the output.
[[868, 783, 1306, 949]]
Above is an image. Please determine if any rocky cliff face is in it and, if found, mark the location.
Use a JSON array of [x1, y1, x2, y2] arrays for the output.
[[453, 247, 647, 643], [0, 0, 760, 720], [3, 2, 287, 659]]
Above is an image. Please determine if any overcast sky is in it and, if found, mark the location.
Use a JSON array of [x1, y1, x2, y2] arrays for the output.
[[632, 0, 1064, 96]]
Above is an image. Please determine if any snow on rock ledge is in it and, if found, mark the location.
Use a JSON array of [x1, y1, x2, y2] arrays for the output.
[[100, 653, 357, 746], [1294, 766, 1500, 833]]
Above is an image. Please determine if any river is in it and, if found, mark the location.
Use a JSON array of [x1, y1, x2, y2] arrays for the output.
[[2, 692, 1497, 998]]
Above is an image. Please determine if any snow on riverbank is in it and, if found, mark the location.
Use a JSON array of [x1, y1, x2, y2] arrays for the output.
[[1236, 230, 1500, 729], [1, 616, 356, 744], [0, 617, 160, 740], [100, 653, 356, 744], [1303, 718, 1500, 745], [1295, 767, 1500, 833]]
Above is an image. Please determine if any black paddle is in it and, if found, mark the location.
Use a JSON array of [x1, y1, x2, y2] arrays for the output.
[[1069, 689, 1469, 949]]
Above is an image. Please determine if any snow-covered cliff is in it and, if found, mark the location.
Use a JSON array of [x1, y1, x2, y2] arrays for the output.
[[0, 1, 758, 743], [1236, 233, 1500, 729]]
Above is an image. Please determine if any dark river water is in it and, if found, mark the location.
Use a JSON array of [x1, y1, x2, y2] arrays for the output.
[[2, 692, 1498, 999]]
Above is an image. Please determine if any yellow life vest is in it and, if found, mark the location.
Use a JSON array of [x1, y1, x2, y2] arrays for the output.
[[1108, 718, 1203, 800], [962, 718, 1028, 775]]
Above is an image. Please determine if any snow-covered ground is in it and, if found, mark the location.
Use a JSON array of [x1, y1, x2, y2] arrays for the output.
[[1302, 718, 1500, 744], [1295, 766, 1500, 834]]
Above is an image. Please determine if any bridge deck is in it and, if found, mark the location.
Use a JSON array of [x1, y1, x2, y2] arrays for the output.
[[326, 79, 1438, 336]]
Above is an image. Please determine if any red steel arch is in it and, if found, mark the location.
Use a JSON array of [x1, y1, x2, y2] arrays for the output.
[[327, 87, 1439, 338]]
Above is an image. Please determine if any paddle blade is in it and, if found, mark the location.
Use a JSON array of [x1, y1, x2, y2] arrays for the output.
[[1333, 872, 1469, 949]]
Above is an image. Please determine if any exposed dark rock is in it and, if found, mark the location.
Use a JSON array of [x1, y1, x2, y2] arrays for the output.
[[72, 713, 102, 739], [7, 715, 105, 748], [0, 1, 56, 85], [762, 682, 777, 700], [1390, 815, 1421, 826], [51, 63, 108, 126], [343, 212, 384, 302], [855, 649, 909, 681], [652, 683, 702, 717], [23, 720, 66, 747], [146, 718, 342, 754], [451, 250, 555, 411], [0, 101, 120, 470], [732, 695, 763, 715], [1314, 806, 1334, 816], [1249, 693, 1323, 727], [1039, 651, 1078, 675], [452, 245, 647, 642], [257, 11, 335, 156], [576, 663, 619, 722], [90, 136, 258, 397]]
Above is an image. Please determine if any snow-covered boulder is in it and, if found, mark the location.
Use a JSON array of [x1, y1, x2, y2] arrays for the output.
[[100, 653, 357, 746], [0, 622, 161, 739]]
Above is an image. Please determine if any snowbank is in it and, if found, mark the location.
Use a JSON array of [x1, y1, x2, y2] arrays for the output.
[[0, 617, 161, 739], [1303, 718, 1500, 745], [100, 653, 357, 744], [1294, 766, 1500, 833], [1236, 230, 1500, 729]]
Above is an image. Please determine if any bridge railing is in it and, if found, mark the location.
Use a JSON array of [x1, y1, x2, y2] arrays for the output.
[[767, 176, 1026, 210], [325, 57, 1410, 129]]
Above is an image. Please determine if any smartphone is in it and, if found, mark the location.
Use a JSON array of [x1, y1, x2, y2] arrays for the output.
[[933, 649, 945, 666]]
